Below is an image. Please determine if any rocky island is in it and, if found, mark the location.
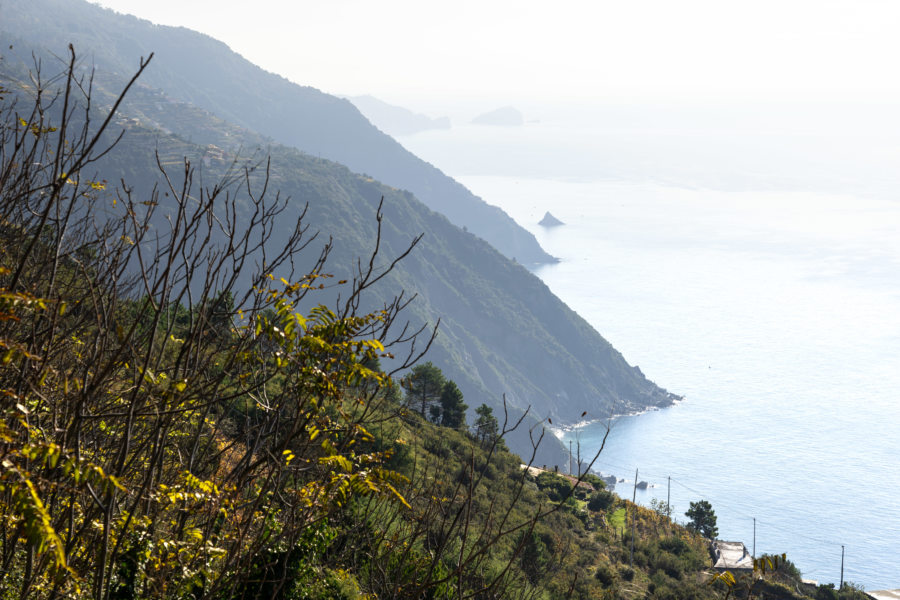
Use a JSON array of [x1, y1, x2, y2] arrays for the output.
[[539, 211, 565, 227]]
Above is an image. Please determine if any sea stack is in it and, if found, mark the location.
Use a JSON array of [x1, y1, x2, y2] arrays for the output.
[[539, 212, 565, 227]]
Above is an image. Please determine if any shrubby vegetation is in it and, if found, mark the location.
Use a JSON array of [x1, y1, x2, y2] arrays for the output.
[[0, 51, 435, 598], [0, 50, 873, 600]]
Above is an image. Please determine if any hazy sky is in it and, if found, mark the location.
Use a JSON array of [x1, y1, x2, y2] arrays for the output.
[[93, 0, 900, 106]]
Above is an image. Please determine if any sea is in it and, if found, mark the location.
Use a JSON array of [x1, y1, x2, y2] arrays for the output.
[[397, 104, 900, 590]]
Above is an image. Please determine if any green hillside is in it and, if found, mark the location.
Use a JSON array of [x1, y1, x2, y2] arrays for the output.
[[0, 36, 676, 466], [0, 0, 555, 267]]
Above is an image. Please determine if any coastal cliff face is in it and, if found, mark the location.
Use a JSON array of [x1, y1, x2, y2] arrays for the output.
[[0, 2, 676, 465]]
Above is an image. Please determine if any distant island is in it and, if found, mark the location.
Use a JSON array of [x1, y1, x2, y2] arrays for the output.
[[539, 211, 565, 227], [347, 95, 451, 136], [471, 106, 524, 126]]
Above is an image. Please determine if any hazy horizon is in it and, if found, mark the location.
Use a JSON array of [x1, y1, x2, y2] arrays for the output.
[[93, 0, 900, 111]]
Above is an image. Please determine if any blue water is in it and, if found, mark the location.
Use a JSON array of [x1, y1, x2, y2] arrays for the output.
[[400, 118, 900, 590]]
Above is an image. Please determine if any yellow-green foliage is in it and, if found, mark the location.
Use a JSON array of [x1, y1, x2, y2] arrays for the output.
[[0, 269, 410, 598], [0, 55, 417, 598]]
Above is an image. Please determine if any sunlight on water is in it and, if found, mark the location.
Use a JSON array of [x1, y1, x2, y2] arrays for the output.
[[399, 113, 900, 589], [452, 175, 900, 590]]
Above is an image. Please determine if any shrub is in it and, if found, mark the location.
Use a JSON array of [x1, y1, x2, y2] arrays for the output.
[[594, 563, 616, 587], [535, 471, 573, 502], [658, 536, 691, 556], [582, 473, 606, 490], [587, 489, 616, 512], [817, 584, 840, 600], [652, 553, 684, 580]]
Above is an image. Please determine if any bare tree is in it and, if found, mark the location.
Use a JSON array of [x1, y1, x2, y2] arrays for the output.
[[0, 46, 612, 600], [0, 48, 433, 600]]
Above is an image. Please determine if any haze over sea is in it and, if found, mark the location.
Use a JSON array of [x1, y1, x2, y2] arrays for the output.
[[399, 104, 900, 590]]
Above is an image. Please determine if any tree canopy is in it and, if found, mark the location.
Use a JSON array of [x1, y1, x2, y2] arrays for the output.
[[474, 403, 500, 446], [403, 361, 446, 419], [439, 380, 468, 429], [685, 499, 719, 539]]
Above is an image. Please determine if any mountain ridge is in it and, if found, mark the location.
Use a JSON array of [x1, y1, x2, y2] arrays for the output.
[[1, 0, 555, 266], [0, 6, 677, 466], [347, 95, 452, 136]]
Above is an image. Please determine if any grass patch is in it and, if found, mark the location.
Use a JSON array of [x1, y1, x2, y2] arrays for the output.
[[609, 507, 626, 530]]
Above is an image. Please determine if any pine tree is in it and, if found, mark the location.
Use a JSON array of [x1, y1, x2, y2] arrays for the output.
[[473, 403, 499, 445], [439, 380, 468, 429], [685, 500, 718, 538], [404, 361, 446, 418]]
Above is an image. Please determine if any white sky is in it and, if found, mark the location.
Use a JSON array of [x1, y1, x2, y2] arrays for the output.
[[93, 0, 900, 107]]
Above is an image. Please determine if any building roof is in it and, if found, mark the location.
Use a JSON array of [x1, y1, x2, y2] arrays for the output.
[[868, 590, 900, 600], [712, 540, 754, 571], [520, 465, 595, 490]]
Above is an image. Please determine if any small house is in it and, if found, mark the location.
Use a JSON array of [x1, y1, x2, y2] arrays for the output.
[[711, 540, 753, 573]]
